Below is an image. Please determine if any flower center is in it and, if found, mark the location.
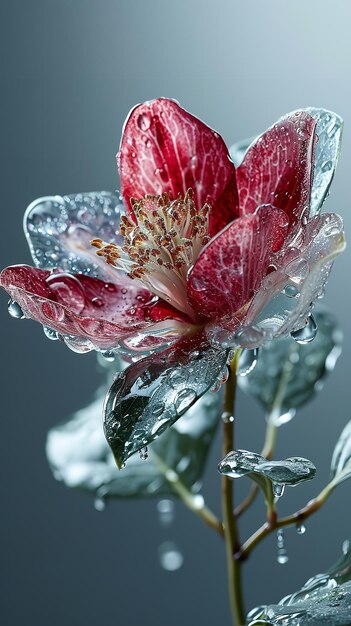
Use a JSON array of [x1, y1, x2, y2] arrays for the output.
[[91, 189, 211, 316]]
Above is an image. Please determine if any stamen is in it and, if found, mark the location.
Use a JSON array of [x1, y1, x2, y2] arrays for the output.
[[90, 189, 211, 316]]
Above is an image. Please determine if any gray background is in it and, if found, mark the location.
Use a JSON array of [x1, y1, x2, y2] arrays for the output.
[[0, 1, 350, 625]]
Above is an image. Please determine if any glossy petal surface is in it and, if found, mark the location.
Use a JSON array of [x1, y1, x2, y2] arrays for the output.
[[103, 335, 228, 466], [236, 111, 317, 232], [0, 265, 187, 350], [307, 108, 343, 217], [24, 191, 125, 281], [188, 205, 288, 322], [119, 98, 239, 235]]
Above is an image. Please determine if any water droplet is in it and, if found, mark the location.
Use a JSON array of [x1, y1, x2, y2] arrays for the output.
[[139, 446, 148, 460], [46, 273, 86, 314], [238, 348, 259, 376], [174, 389, 196, 413], [285, 257, 309, 284], [43, 326, 59, 340], [169, 369, 188, 388], [7, 299, 25, 319], [327, 122, 340, 139], [91, 296, 104, 308], [277, 529, 289, 564], [101, 349, 115, 362], [94, 495, 106, 511], [137, 112, 151, 131], [291, 314, 318, 344], [221, 411, 235, 423], [157, 499, 175, 525], [296, 523, 306, 535], [273, 483, 285, 499], [158, 541, 184, 571], [283, 284, 299, 298], [321, 160, 332, 172], [152, 402, 165, 417], [192, 494, 205, 510]]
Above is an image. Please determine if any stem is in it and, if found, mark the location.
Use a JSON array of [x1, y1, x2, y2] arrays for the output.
[[238, 476, 340, 560], [151, 450, 224, 537], [222, 352, 246, 626]]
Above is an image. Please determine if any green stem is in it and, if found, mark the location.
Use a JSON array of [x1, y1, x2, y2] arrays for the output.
[[222, 352, 246, 626], [151, 450, 224, 537], [238, 475, 340, 560]]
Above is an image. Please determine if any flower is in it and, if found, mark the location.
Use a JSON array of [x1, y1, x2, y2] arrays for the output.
[[0, 99, 345, 465]]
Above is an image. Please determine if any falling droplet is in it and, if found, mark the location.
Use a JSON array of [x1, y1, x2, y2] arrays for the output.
[[7, 299, 25, 319], [291, 314, 318, 344], [158, 541, 184, 571], [43, 326, 59, 340], [139, 446, 148, 460], [277, 529, 289, 564], [238, 348, 259, 376], [157, 499, 175, 526], [296, 523, 306, 535], [94, 495, 106, 512], [273, 482, 285, 499]]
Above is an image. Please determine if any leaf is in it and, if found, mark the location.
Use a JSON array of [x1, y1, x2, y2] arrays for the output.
[[46, 379, 221, 500], [247, 542, 351, 625], [218, 450, 316, 487], [238, 309, 342, 424], [103, 337, 228, 467], [330, 421, 351, 486]]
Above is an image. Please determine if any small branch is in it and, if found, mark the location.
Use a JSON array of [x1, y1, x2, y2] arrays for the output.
[[238, 477, 339, 560], [151, 451, 224, 538]]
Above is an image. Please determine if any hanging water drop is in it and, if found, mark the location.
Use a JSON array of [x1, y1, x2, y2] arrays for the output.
[[277, 529, 289, 564], [139, 446, 148, 460], [7, 299, 25, 319], [43, 326, 59, 340], [94, 494, 106, 512], [157, 499, 175, 526], [238, 348, 259, 376], [101, 350, 115, 362], [158, 541, 184, 571], [291, 314, 318, 344], [296, 523, 306, 535], [273, 482, 285, 499]]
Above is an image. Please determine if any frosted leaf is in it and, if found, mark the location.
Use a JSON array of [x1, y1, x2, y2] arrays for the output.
[[306, 108, 343, 217], [24, 191, 124, 281], [238, 309, 342, 423], [218, 450, 315, 486], [46, 378, 220, 498], [103, 339, 228, 466], [229, 136, 256, 167], [330, 421, 351, 486]]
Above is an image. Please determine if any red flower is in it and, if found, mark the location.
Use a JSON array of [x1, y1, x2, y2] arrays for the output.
[[0, 99, 345, 464]]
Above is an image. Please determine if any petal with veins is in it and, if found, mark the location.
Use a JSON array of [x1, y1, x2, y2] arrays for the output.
[[236, 111, 317, 233], [119, 98, 239, 235], [187, 205, 288, 323], [0, 265, 190, 350]]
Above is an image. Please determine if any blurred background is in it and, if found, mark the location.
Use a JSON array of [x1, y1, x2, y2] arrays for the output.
[[1, 1, 351, 624]]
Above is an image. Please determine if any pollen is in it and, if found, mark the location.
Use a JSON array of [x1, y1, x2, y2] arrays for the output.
[[90, 189, 211, 316]]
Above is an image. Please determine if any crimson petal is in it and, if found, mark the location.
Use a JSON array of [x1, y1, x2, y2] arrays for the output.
[[118, 98, 239, 235], [0, 265, 188, 350], [236, 111, 317, 232], [187, 206, 288, 323]]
